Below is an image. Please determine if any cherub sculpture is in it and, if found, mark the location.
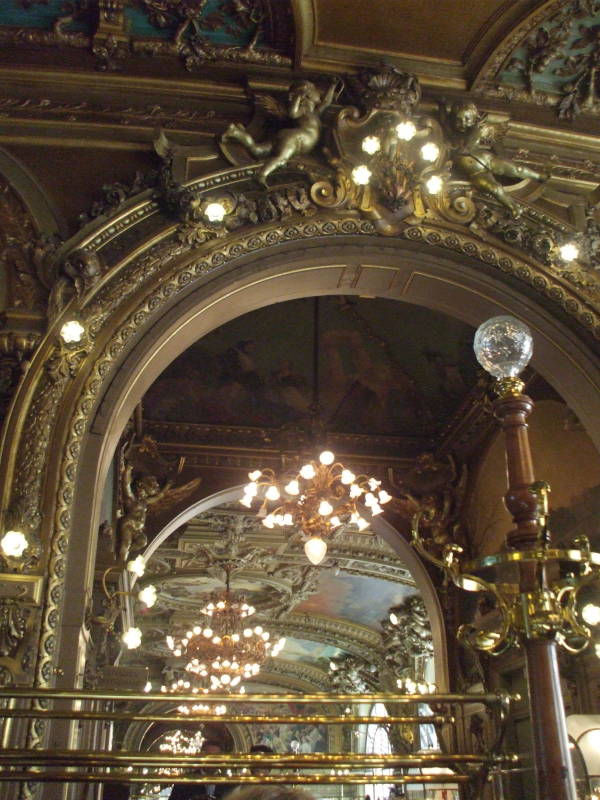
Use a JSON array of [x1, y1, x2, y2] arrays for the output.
[[221, 78, 342, 187], [441, 100, 548, 218], [117, 465, 174, 564], [47, 249, 103, 322]]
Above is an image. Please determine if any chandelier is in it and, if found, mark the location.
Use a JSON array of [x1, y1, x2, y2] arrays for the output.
[[241, 449, 392, 564], [159, 729, 205, 755], [165, 573, 285, 692]]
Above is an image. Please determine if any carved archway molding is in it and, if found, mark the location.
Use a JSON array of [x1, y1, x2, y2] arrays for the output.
[[0, 173, 599, 746]]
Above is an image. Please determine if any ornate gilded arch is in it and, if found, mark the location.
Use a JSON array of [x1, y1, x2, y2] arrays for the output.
[[1, 69, 600, 753]]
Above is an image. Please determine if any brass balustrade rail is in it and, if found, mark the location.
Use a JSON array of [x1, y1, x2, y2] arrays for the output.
[[0, 688, 519, 786]]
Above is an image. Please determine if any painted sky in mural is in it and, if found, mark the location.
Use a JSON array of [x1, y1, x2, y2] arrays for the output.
[[144, 296, 476, 436], [294, 571, 415, 630]]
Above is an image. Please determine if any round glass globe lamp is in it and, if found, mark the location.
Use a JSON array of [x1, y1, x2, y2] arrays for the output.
[[474, 315, 533, 379]]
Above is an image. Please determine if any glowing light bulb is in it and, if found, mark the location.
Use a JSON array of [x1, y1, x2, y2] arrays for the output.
[[319, 450, 335, 465], [425, 174, 443, 194], [349, 484, 363, 499], [351, 165, 371, 185], [285, 479, 300, 495], [248, 470, 262, 481], [396, 120, 416, 140], [127, 555, 146, 577], [122, 627, 142, 649], [420, 142, 440, 162], [341, 469, 355, 484], [265, 485, 280, 501], [300, 464, 316, 480], [318, 500, 334, 516], [378, 490, 392, 504], [304, 537, 327, 565], [582, 603, 600, 626], [60, 320, 85, 344], [362, 135, 381, 155], [330, 516, 342, 528], [0, 530, 28, 558], [356, 516, 369, 531], [559, 242, 578, 262], [204, 202, 226, 223], [138, 584, 157, 608]]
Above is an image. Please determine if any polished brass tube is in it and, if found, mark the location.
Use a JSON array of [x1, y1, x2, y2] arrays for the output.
[[0, 773, 470, 785], [0, 688, 513, 704], [0, 751, 491, 765], [0, 710, 450, 725]]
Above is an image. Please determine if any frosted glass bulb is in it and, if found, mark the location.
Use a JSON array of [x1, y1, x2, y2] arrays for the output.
[[362, 135, 381, 154], [244, 482, 258, 496], [559, 242, 578, 262], [300, 464, 316, 480], [60, 320, 85, 344], [122, 627, 142, 649], [330, 516, 342, 528], [285, 479, 300, 495], [351, 165, 371, 185], [137, 583, 157, 605], [265, 485, 280, 501], [425, 174, 443, 194], [304, 537, 327, 565], [474, 315, 533, 379], [127, 555, 146, 577], [582, 603, 600, 626], [318, 500, 333, 516], [319, 450, 335, 465], [341, 469, 355, 484], [420, 142, 440, 162], [396, 120, 416, 140], [204, 202, 226, 223], [0, 530, 28, 558]]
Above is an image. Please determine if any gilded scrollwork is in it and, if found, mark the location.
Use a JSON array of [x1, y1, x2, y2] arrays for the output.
[[0, 591, 30, 658], [0, 331, 40, 425]]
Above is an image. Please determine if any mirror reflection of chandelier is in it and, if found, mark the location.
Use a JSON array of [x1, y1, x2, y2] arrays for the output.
[[165, 569, 285, 692], [159, 729, 205, 755], [241, 449, 392, 564]]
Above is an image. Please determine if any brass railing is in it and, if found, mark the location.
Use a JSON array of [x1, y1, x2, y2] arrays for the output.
[[0, 688, 519, 789]]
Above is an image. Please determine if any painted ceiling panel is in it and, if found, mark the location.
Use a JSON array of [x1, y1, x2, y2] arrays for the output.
[[294, 571, 416, 630], [144, 296, 476, 438]]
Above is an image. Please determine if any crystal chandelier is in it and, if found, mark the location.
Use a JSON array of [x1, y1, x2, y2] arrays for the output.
[[241, 449, 392, 564], [165, 574, 285, 692], [159, 729, 205, 755]]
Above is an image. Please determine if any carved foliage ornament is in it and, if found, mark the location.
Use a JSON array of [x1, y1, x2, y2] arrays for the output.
[[491, 0, 600, 119]]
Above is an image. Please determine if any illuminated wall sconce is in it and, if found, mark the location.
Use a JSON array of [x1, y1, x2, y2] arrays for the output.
[[1, 530, 28, 559]]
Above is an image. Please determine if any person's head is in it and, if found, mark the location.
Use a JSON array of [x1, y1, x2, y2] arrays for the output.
[[202, 740, 223, 756], [249, 743, 274, 775]]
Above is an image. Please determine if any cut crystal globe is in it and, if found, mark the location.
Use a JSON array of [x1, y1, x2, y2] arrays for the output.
[[473, 315, 533, 379]]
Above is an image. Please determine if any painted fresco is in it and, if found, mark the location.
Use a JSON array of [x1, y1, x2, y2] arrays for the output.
[[144, 296, 476, 436], [294, 572, 415, 630], [282, 637, 344, 666], [237, 700, 329, 753]]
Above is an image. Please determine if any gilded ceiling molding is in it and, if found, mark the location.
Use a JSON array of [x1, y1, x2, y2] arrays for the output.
[[0, 0, 291, 72], [473, 0, 600, 119]]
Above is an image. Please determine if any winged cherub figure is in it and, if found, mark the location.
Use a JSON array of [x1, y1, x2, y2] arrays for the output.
[[222, 78, 341, 187], [442, 100, 548, 218]]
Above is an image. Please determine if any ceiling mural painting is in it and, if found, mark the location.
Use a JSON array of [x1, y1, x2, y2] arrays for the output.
[[143, 296, 476, 437]]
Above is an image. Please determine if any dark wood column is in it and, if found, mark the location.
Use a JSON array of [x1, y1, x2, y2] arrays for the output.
[[494, 390, 576, 800]]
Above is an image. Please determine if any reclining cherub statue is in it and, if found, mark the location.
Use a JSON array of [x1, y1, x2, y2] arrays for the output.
[[441, 100, 548, 218], [222, 78, 341, 187]]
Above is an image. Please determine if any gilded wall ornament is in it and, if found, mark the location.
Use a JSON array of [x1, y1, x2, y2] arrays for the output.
[[221, 79, 341, 187], [47, 250, 104, 322], [0, 331, 40, 426], [0, 592, 29, 658]]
